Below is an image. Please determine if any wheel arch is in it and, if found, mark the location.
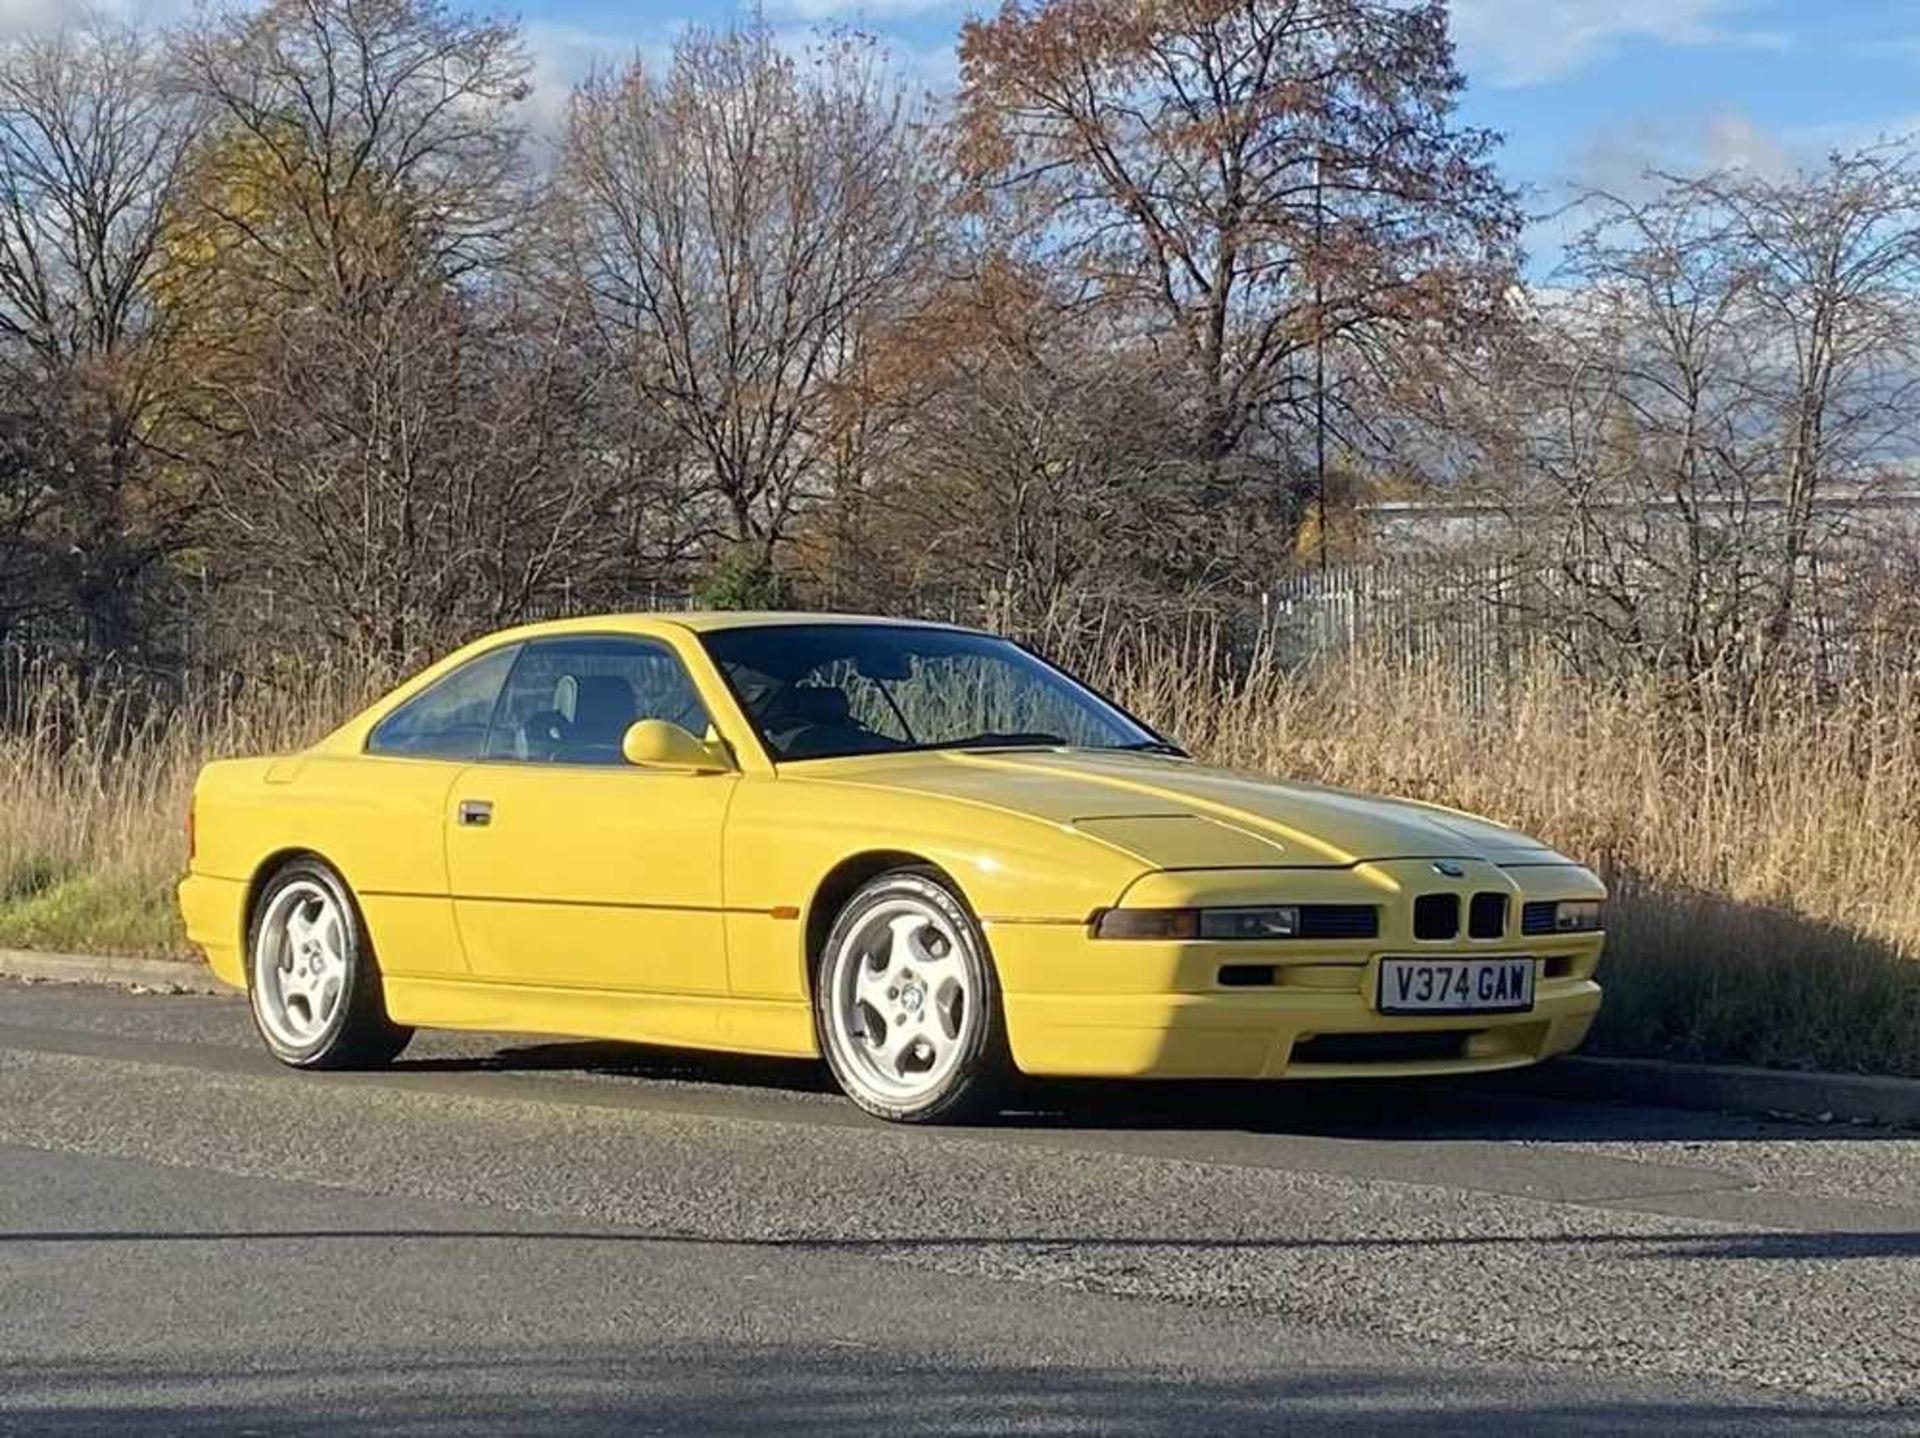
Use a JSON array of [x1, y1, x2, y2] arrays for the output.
[[241, 847, 337, 951], [803, 849, 970, 992]]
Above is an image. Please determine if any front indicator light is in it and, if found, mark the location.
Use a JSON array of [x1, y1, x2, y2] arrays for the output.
[[1092, 906, 1301, 940], [1554, 900, 1604, 932], [1093, 908, 1200, 939]]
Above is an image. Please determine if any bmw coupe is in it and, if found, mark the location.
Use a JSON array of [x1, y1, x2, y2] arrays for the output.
[[180, 614, 1606, 1122]]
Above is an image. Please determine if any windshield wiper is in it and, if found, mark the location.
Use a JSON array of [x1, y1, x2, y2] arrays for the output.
[[938, 731, 1070, 751], [1113, 739, 1189, 757]]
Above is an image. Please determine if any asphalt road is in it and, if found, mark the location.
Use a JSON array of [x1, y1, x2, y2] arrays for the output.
[[0, 979, 1915, 1435]]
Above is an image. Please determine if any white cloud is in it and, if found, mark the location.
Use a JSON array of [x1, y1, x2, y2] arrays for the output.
[[520, 21, 672, 134], [0, 0, 208, 44], [1530, 104, 1920, 270], [0, 0, 91, 36], [1450, 0, 1789, 88], [0, 0, 144, 40], [1564, 107, 1920, 206], [1565, 109, 1793, 199]]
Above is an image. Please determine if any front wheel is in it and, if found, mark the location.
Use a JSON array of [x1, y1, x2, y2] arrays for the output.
[[247, 857, 412, 1069], [814, 868, 1007, 1123]]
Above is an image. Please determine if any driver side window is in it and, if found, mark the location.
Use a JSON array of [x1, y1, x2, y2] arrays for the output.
[[483, 636, 709, 766]]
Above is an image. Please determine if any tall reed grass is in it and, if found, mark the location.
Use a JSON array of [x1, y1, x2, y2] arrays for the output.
[[0, 648, 393, 957], [1087, 632, 1920, 1074], [3, 633, 1915, 1073]]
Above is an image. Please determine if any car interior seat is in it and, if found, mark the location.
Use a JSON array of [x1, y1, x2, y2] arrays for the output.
[[553, 673, 638, 762], [763, 684, 895, 758]]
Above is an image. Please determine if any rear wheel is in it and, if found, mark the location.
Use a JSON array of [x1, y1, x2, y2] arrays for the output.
[[814, 868, 1007, 1123], [247, 857, 412, 1069]]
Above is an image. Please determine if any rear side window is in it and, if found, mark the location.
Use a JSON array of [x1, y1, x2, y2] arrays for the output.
[[484, 636, 709, 765], [366, 645, 521, 760]]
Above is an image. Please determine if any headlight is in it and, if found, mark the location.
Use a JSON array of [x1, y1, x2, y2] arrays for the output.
[[1092, 906, 1300, 940], [1553, 900, 1604, 932], [1199, 906, 1302, 939]]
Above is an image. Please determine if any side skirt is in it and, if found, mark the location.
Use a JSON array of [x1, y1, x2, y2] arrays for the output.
[[382, 976, 819, 1059]]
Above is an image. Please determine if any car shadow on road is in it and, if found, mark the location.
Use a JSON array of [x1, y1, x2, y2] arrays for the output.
[[2, 1225, 1917, 1261], [394, 1038, 842, 1095], [996, 1073, 1915, 1144], [0, 1345, 1904, 1436], [390, 1039, 1911, 1145]]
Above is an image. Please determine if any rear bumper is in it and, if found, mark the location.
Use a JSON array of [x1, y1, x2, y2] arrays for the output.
[[989, 922, 1604, 1080], [177, 871, 248, 990]]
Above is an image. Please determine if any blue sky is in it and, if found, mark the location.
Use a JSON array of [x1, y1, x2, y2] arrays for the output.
[[505, 0, 1920, 271], [1447, 1, 1920, 266]]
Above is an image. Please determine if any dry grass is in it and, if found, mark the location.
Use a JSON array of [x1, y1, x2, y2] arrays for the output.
[[0, 650, 390, 957], [1091, 633, 1920, 1075], [3, 634, 1915, 1074]]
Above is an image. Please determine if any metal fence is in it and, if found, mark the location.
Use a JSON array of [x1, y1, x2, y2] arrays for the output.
[[1260, 561, 1527, 675]]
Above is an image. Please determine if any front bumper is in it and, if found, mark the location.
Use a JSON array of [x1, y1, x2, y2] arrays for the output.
[[987, 916, 1605, 1081]]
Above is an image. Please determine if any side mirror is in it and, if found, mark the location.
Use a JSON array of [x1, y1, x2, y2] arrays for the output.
[[621, 719, 733, 774]]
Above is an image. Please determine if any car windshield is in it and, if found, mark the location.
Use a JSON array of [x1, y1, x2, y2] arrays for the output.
[[699, 623, 1171, 762]]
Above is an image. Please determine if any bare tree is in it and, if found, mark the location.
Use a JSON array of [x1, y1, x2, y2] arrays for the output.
[[1512, 187, 1774, 675], [0, 19, 199, 655], [197, 279, 622, 658], [1697, 150, 1920, 662], [172, 0, 530, 306], [556, 23, 943, 582], [1475, 146, 1920, 685], [0, 400, 57, 639], [170, 0, 575, 661]]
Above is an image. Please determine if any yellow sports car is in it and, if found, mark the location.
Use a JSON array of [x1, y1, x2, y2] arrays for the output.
[[180, 613, 1605, 1122]]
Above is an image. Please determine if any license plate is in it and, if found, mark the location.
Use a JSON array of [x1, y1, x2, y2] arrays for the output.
[[1377, 957, 1536, 1015]]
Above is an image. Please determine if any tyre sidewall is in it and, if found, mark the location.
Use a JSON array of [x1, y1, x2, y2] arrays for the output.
[[814, 868, 1003, 1123]]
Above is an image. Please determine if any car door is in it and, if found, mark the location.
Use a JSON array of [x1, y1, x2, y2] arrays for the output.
[[315, 641, 523, 979], [445, 634, 736, 995]]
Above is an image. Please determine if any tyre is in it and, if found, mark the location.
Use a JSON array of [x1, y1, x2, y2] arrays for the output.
[[246, 857, 413, 1069], [814, 867, 1007, 1123]]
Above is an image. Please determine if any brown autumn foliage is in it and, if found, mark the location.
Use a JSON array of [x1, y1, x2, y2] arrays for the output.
[[956, 0, 1520, 471]]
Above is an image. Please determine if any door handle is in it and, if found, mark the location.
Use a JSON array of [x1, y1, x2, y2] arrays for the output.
[[457, 799, 493, 828]]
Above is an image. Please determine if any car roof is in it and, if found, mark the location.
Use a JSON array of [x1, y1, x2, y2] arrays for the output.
[[474, 611, 981, 643], [663, 610, 976, 634]]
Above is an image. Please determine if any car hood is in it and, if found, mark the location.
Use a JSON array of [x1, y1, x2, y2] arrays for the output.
[[802, 748, 1564, 869]]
